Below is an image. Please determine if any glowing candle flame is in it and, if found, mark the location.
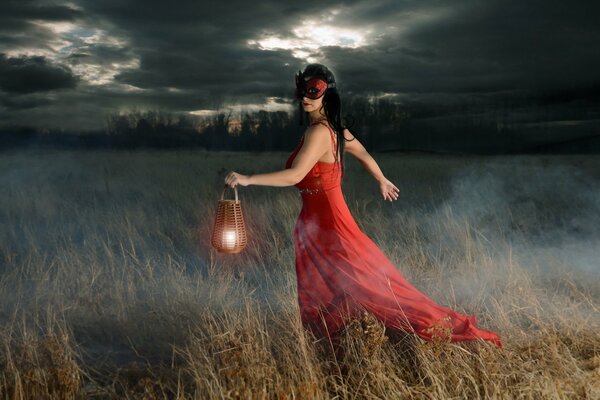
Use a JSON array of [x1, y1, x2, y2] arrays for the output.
[[223, 230, 237, 249]]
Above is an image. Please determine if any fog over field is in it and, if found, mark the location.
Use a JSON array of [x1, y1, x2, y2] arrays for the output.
[[0, 149, 598, 397]]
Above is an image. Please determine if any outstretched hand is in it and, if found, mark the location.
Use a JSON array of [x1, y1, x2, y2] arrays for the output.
[[378, 178, 400, 201], [225, 171, 250, 188]]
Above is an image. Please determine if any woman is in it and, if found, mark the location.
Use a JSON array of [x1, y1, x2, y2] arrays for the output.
[[225, 64, 502, 349]]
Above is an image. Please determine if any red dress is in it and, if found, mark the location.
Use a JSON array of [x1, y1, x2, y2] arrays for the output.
[[285, 121, 503, 348]]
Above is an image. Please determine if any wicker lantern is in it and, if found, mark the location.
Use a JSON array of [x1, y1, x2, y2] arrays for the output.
[[211, 185, 247, 253]]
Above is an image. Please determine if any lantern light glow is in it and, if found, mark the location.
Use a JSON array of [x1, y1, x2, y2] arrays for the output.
[[223, 230, 237, 249]]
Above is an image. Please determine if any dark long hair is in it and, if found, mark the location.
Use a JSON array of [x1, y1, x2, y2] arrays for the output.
[[298, 63, 355, 179]]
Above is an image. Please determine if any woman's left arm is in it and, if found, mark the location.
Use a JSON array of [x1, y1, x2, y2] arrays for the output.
[[226, 165, 313, 188], [225, 125, 331, 188], [224, 169, 297, 188], [249, 170, 298, 187]]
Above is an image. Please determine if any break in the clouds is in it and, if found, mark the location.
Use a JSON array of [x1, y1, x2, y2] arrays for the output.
[[0, 0, 599, 130]]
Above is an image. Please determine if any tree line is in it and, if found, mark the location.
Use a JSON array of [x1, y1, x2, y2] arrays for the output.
[[2, 91, 598, 154], [0, 95, 410, 151]]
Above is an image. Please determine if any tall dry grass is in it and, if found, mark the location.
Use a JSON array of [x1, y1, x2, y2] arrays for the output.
[[0, 148, 598, 399]]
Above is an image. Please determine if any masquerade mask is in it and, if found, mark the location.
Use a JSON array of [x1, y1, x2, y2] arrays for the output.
[[295, 70, 335, 100]]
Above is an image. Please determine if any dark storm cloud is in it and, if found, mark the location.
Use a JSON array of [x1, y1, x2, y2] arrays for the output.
[[0, 0, 599, 130], [402, 1, 600, 93], [0, 54, 78, 94], [77, 0, 346, 95], [0, 92, 54, 110], [78, 0, 600, 98], [0, 0, 83, 22], [327, 0, 600, 99], [113, 46, 291, 92]]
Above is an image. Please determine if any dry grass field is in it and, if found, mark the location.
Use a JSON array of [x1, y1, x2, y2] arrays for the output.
[[0, 148, 599, 399]]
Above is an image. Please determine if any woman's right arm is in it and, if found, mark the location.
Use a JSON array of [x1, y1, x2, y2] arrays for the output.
[[343, 129, 386, 183], [344, 129, 400, 201]]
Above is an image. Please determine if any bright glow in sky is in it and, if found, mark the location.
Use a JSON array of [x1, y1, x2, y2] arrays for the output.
[[246, 6, 455, 64], [367, 92, 405, 103], [247, 18, 373, 62], [4, 20, 140, 88], [293, 22, 371, 48], [190, 96, 293, 116], [4, 20, 76, 58]]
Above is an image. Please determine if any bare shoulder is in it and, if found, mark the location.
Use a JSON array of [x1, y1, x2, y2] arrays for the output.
[[301, 123, 332, 155], [304, 123, 333, 142], [306, 122, 332, 134]]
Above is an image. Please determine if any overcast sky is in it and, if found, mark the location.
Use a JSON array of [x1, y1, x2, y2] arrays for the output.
[[1, 0, 599, 131]]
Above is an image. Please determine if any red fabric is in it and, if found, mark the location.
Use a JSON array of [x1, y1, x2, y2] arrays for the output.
[[284, 121, 503, 348]]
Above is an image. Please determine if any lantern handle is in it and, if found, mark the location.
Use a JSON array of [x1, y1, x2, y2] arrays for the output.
[[221, 184, 239, 201]]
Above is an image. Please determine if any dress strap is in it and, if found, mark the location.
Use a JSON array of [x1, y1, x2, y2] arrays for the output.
[[310, 121, 337, 161]]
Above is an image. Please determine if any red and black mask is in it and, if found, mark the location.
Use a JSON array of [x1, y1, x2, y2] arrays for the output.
[[295, 70, 335, 100]]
